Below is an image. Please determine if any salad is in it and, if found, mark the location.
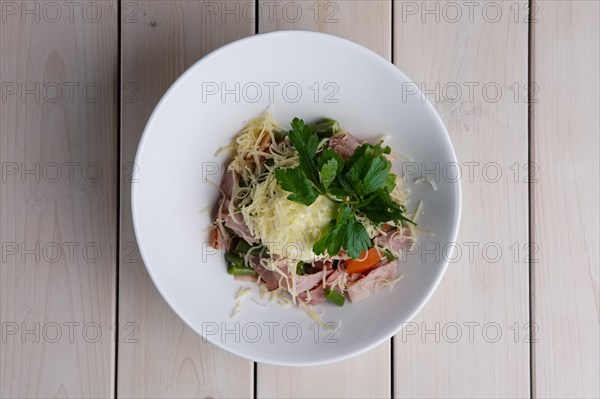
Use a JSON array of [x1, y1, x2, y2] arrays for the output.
[[211, 112, 415, 307]]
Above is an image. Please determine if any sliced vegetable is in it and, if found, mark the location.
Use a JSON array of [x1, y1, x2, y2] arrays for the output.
[[227, 263, 258, 276], [225, 252, 257, 276], [225, 252, 244, 265], [223, 226, 236, 236], [309, 118, 340, 138], [324, 288, 345, 306], [235, 239, 252, 253], [296, 261, 305, 275], [210, 228, 220, 249], [383, 249, 397, 261], [345, 247, 382, 274], [273, 130, 287, 142]]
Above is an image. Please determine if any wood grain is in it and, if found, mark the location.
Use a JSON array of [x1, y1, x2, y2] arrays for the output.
[[118, 1, 254, 397], [531, 1, 600, 398], [0, 1, 118, 397], [256, 2, 391, 398], [392, 1, 530, 397], [258, 0, 391, 60], [2, 0, 597, 397]]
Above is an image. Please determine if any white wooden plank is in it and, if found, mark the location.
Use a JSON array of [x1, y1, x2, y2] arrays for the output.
[[118, 1, 254, 397], [259, 0, 391, 60], [531, 1, 600, 398], [0, 1, 118, 397], [257, 2, 392, 398], [257, 344, 390, 399], [392, 1, 530, 397]]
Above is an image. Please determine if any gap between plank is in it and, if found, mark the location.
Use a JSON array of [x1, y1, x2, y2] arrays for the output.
[[527, 0, 535, 398], [114, 0, 122, 397], [390, 0, 395, 397], [253, 1, 259, 397]]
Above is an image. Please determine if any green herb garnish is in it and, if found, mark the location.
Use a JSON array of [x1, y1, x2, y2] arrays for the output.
[[324, 288, 346, 306], [274, 117, 415, 259]]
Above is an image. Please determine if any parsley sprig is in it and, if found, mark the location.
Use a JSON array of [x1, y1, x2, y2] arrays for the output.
[[274, 118, 415, 259]]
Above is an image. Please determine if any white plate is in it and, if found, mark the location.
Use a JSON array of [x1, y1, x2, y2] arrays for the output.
[[132, 31, 461, 366]]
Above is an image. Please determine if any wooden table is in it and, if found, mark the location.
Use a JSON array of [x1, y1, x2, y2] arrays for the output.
[[1, 1, 598, 398]]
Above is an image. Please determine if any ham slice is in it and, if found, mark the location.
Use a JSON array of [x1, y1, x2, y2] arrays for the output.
[[329, 133, 361, 159], [252, 260, 280, 291], [212, 228, 229, 250], [298, 269, 340, 305], [255, 262, 328, 295], [217, 170, 257, 244], [300, 285, 326, 305], [218, 170, 258, 243], [223, 212, 257, 244], [375, 228, 414, 253], [347, 261, 397, 302], [220, 170, 236, 199], [283, 270, 327, 294]]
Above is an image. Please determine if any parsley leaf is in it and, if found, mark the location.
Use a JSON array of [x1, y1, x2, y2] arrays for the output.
[[318, 149, 343, 189], [385, 173, 397, 192], [359, 189, 415, 225], [287, 118, 321, 187], [312, 206, 370, 258], [320, 158, 339, 189], [312, 224, 331, 256], [344, 217, 371, 259], [274, 168, 319, 206], [361, 156, 389, 195], [275, 117, 415, 259], [345, 143, 390, 197], [318, 149, 344, 172]]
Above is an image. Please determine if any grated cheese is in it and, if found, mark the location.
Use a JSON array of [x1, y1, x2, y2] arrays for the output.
[[414, 176, 438, 191], [412, 200, 424, 223], [299, 303, 324, 327], [241, 173, 336, 262], [234, 287, 252, 300], [229, 302, 241, 319]]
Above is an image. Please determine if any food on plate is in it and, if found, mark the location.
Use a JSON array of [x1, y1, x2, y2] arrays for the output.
[[211, 112, 415, 307]]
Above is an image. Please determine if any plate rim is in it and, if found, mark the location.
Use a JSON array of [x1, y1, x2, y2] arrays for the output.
[[131, 30, 462, 366]]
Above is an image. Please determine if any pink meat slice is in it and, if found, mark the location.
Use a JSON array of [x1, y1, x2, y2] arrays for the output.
[[223, 212, 258, 244], [311, 260, 333, 271], [347, 261, 398, 302], [375, 228, 414, 253], [214, 228, 229, 250], [329, 133, 362, 160], [300, 285, 326, 305], [217, 170, 258, 244], [220, 170, 236, 199], [298, 269, 342, 305], [252, 260, 280, 291], [283, 270, 327, 294]]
